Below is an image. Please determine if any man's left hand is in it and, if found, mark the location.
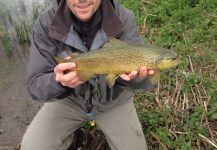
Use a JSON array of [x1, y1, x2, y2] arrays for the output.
[[119, 66, 154, 81]]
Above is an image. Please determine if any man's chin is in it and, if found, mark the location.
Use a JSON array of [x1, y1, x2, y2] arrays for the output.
[[77, 14, 93, 22]]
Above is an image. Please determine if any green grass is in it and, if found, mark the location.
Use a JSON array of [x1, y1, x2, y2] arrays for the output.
[[121, 0, 217, 149], [0, 0, 48, 59], [13, 20, 31, 45], [0, 31, 13, 58]]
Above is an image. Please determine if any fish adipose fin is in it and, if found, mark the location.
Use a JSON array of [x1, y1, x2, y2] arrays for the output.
[[103, 37, 128, 48], [150, 71, 160, 85], [79, 71, 96, 82], [106, 74, 117, 88]]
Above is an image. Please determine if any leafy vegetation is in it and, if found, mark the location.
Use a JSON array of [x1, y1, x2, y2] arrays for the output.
[[70, 1, 217, 149], [120, 0, 217, 149]]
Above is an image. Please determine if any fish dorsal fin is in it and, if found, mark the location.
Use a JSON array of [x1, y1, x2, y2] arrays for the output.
[[103, 37, 128, 48]]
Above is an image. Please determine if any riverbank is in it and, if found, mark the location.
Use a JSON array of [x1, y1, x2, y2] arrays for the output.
[[0, 58, 43, 149]]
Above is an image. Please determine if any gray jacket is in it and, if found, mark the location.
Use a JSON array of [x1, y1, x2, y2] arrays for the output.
[[27, 0, 154, 112]]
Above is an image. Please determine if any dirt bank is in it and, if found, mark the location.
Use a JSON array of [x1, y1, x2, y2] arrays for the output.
[[0, 59, 43, 149]]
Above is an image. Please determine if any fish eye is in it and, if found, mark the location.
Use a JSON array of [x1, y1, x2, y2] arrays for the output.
[[167, 54, 177, 60], [172, 56, 177, 60]]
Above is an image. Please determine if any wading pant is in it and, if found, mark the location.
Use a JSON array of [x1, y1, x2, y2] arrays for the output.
[[21, 99, 148, 150]]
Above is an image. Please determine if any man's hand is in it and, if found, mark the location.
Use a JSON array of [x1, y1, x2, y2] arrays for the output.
[[54, 62, 83, 88], [119, 66, 154, 81]]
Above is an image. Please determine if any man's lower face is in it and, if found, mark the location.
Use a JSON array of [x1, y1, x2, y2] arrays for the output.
[[67, 0, 101, 22]]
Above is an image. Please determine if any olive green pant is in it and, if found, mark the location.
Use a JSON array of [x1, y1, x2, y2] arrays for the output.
[[21, 99, 148, 150]]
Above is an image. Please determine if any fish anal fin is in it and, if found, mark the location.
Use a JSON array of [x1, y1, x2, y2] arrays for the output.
[[106, 74, 117, 88], [79, 71, 96, 82]]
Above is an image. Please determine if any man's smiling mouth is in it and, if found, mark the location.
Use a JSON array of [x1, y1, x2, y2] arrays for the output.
[[76, 2, 92, 9]]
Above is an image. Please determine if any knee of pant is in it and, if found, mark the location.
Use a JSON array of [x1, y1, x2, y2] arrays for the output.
[[21, 133, 73, 150], [21, 136, 53, 150]]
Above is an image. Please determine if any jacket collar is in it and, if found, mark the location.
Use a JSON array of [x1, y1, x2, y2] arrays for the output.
[[48, 0, 124, 43]]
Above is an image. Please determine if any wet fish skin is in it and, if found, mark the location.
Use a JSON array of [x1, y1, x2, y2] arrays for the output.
[[56, 38, 180, 87]]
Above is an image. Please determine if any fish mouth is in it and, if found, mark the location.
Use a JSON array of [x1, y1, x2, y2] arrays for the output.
[[170, 58, 180, 67], [157, 57, 180, 70], [173, 57, 181, 64]]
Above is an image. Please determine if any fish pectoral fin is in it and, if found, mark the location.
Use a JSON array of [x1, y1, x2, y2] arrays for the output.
[[106, 74, 117, 88], [70, 53, 79, 59], [79, 71, 96, 82], [150, 71, 160, 85], [54, 53, 79, 63], [103, 37, 127, 48], [54, 57, 69, 63], [54, 57, 61, 63]]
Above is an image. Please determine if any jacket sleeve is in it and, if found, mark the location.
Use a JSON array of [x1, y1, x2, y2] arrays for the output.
[[115, 3, 155, 91], [27, 13, 69, 101]]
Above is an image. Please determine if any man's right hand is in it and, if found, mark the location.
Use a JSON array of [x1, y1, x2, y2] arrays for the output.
[[54, 62, 83, 88]]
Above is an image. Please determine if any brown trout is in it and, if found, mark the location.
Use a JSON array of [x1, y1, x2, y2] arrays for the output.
[[55, 38, 180, 87]]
